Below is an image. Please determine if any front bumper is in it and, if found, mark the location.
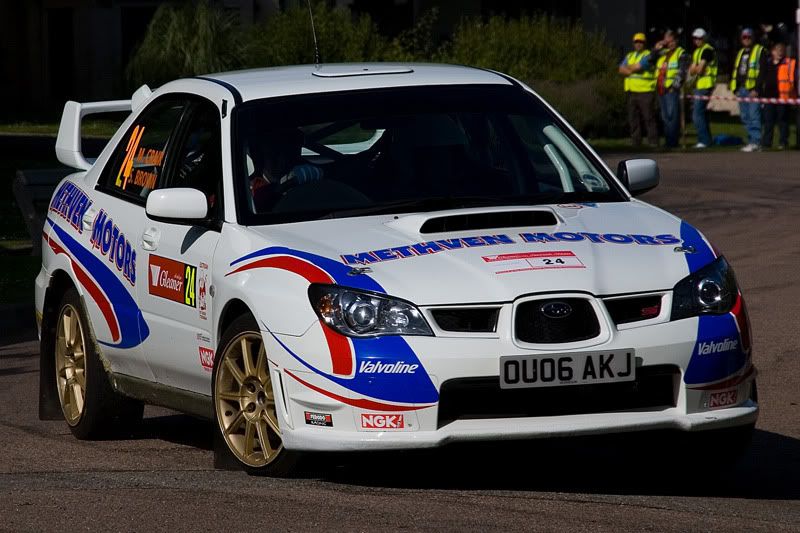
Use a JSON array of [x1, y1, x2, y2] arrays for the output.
[[264, 294, 757, 452], [282, 401, 758, 451]]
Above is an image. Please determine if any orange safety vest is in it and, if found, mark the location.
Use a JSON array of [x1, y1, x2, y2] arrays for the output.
[[778, 58, 796, 100]]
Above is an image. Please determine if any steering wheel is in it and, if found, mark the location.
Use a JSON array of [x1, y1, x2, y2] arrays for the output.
[[272, 179, 372, 213]]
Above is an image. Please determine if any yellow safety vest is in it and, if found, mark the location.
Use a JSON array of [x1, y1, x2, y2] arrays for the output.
[[623, 50, 656, 93], [730, 44, 763, 91], [655, 46, 686, 89], [692, 43, 718, 90]]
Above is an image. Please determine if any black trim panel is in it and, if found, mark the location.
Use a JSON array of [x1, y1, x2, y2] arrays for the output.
[[194, 76, 243, 106]]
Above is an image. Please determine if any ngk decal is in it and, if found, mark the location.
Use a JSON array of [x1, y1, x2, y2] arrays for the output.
[[361, 413, 405, 430], [708, 389, 738, 409], [148, 255, 197, 307], [197, 333, 214, 371]]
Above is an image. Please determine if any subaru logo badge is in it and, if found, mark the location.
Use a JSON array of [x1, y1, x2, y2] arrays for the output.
[[540, 301, 573, 319]]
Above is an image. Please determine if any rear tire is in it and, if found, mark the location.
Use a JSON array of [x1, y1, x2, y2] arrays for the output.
[[212, 313, 300, 476], [54, 288, 143, 439]]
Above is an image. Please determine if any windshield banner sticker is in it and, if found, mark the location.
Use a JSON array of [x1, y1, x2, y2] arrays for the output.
[[483, 250, 585, 274], [340, 232, 682, 265]]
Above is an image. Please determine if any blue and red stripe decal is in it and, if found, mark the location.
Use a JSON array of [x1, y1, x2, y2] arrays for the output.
[[46, 218, 148, 349], [228, 247, 438, 409], [678, 221, 752, 387]]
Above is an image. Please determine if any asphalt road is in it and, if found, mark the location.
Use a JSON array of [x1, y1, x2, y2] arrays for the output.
[[1, 151, 799, 532]]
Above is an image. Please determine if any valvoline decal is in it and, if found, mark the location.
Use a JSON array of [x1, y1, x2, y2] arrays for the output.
[[684, 313, 748, 385], [228, 247, 438, 408]]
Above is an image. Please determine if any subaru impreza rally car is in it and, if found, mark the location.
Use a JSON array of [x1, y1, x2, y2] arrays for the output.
[[36, 63, 757, 475]]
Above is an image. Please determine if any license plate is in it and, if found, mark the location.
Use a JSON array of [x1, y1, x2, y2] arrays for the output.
[[499, 350, 636, 389]]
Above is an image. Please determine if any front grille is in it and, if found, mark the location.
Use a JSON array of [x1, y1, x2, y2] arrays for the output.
[[604, 295, 662, 325], [515, 298, 599, 343], [431, 308, 500, 333], [437, 365, 679, 428]]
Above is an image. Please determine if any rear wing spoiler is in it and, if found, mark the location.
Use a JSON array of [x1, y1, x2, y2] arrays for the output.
[[55, 84, 152, 170]]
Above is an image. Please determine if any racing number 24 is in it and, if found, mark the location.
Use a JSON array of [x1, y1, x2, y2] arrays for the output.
[[184, 265, 196, 307]]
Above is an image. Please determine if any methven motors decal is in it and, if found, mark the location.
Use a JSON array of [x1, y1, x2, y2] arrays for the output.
[[340, 232, 682, 265], [148, 255, 197, 307]]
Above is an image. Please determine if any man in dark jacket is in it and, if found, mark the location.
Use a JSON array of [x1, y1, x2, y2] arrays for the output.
[[757, 42, 796, 149]]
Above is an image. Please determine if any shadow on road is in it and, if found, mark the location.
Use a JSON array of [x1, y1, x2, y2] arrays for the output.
[[313, 428, 800, 500], [114, 414, 214, 452]]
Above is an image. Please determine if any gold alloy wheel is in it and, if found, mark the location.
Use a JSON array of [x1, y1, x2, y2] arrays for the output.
[[215, 332, 283, 467], [55, 304, 87, 426]]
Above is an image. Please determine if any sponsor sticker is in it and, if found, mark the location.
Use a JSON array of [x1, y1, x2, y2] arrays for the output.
[[708, 389, 738, 409], [196, 332, 214, 371], [361, 413, 405, 430], [304, 411, 333, 427], [49, 181, 93, 233], [148, 255, 197, 307], [359, 360, 419, 374], [482, 250, 585, 274], [89, 209, 136, 286], [697, 338, 739, 355], [199, 347, 214, 371], [340, 232, 682, 266], [198, 262, 209, 320]]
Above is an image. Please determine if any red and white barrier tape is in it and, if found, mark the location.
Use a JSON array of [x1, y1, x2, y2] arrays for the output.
[[685, 94, 800, 105]]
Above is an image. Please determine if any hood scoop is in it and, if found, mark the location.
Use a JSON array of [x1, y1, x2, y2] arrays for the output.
[[419, 210, 557, 234]]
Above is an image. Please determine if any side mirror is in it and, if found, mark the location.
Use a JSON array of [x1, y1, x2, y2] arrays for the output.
[[616, 159, 660, 197], [146, 188, 208, 221]]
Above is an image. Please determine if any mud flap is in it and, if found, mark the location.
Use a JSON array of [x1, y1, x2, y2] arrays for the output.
[[213, 428, 242, 471]]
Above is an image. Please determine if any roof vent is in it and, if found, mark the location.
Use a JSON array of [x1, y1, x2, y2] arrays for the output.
[[312, 65, 414, 78], [420, 210, 557, 234]]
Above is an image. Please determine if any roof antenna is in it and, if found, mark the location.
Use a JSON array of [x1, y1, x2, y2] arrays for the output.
[[306, 0, 320, 69]]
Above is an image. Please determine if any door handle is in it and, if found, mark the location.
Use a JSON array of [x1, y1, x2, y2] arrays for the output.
[[142, 227, 160, 251]]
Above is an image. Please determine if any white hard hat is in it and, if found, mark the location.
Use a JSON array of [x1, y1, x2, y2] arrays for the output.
[[692, 28, 707, 39]]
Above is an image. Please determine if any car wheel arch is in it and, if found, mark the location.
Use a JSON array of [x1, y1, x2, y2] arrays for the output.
[[217, 298, 256, 342]]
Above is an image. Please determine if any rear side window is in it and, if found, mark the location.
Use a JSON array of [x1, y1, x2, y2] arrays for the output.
[[99, 97, 186, 203]]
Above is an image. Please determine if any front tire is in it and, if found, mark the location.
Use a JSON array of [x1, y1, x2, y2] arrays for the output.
[[54, 288, 143, 439], [213, 314, 299, 476]]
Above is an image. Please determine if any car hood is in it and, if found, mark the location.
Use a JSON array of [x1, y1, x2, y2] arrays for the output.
[[244, 201, 707, 305]]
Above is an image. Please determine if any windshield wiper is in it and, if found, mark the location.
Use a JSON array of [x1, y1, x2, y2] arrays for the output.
[[321, 191, 593, 219]]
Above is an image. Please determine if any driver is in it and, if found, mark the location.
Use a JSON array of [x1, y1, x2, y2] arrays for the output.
[[249, 128, 323, 212]]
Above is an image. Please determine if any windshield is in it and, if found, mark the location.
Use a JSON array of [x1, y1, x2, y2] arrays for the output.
[[233, 85, 625, 225]]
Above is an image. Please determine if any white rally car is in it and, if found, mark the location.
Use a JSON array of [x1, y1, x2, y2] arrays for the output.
[[36, 63, 757, 475]]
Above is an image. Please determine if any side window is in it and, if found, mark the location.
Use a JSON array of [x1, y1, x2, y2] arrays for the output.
[[166, 101, 223, 220], [99, 97, 186, 202]]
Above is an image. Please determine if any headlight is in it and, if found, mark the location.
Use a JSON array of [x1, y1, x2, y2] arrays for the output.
[[671, 256, 738, 320], [308, 284, 433, 338]]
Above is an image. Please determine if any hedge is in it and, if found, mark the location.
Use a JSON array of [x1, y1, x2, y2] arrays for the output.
[[126, 2, 624, 136]]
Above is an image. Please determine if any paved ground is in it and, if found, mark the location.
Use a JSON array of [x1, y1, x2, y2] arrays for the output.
[[1, 151, 799, 532]]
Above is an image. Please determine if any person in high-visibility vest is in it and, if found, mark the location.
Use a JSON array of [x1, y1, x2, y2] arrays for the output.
[[654, 30, 689, 148], [688, 28, 717, 148], [731, 28, 766, 152], [618, 32, 658, 146], [757, 42, 796, 149]]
